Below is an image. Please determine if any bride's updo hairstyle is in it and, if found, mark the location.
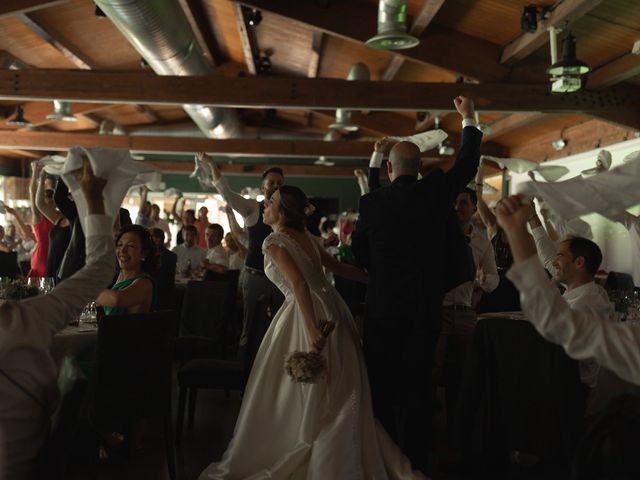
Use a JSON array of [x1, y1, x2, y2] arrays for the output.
[[278, 185, 314, 232]]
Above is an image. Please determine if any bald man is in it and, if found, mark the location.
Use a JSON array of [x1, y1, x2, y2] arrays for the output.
[[352, 96, 482, 473]]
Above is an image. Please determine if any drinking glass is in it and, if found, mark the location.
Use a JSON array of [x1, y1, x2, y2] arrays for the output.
[[39, 277, 55, 294]]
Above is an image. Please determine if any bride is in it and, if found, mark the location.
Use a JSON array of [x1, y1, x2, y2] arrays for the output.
[[199, 185, 427, 479]]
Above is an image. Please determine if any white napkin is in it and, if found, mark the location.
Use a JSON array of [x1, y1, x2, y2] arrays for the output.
[[388, 129, 448, 153], [517, 157, 640, 221], [189, 156, 215, 189], [582, 149, 612, 175], [0, 200, 6, 215], [624, 150, 640, 163], [467, 182, 498, 195], [37, 155, 67, 175], [60, 146, 156, 232], [482, 155, 569, 182], [164, 188, 183, 197]]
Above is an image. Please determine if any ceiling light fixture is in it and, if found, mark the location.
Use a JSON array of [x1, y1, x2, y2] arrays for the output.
[[520, 5, 538, 33], [7, 105, 32, 127], [551, 138, 567, 150], [248, 9, 262, 27], [46, 100, 77, 122], [547, 28, 590, 93], [330, 63, 370, 131], [366, 0, 419, 50]]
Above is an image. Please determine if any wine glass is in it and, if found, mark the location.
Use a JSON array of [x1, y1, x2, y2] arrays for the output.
[[39, 277, 55, 294]]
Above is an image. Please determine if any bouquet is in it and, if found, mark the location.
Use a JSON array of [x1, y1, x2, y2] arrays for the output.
[[0, 278, 40, 300], [285, 320, 336, 384]]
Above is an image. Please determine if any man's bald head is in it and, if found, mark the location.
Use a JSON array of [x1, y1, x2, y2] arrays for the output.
[[388, 141, 420, 181]]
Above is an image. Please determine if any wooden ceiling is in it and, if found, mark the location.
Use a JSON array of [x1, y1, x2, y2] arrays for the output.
[[0, 0, 639, 177]]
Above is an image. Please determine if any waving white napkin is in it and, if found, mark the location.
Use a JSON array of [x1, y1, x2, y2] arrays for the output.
[[189, 156, 215, 189], [517, 157, 640, 221], [37, 155, 67, 175], [60, 146, 156, 232], [388, 129, 448, 153], [164, 187, 183, 197], [482, 155, 569, 182], [581, 149, 612, 176]]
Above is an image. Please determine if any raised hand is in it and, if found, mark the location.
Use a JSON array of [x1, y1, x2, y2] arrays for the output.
[[374, 137, 391, 153], [495, 195, 533, 234], [197, 151, 221, 180], [75, 156, 106, 214], [453, 96, 475, 119]]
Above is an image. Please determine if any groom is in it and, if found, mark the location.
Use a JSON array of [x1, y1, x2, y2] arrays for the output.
[[351, 96, 482, 472]]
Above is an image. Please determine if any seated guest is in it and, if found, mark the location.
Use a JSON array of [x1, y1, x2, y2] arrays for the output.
[[527, 211, 614, 389], [0, 160, 113, 479], [496, 196, 640, 386], [96, 225, 156, 316], [0, 225, 12, 253], [171, 224, 206, 274], [203, 223, 229, 274], [151, 227, 177, 280]]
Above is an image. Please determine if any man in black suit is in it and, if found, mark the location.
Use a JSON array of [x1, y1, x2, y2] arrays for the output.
[[351, 96, 482, 472]]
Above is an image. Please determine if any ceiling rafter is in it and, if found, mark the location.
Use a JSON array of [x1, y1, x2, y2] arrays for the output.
[[500, 0, 605, 66], [232, 3, 257, 75], [237, 0, 520, 82], [481, 112, 548, 142], [16, 13, 96, 70], [587, 54, 640, 89], [177, 0, 221, 67], [2, 70, 638, 129], [0, 0, 66, 19], [307, 31, 323, 78]]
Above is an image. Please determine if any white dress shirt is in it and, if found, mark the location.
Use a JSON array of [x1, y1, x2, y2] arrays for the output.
[[0, 215, 115, 480], [153, 217, 172, 244], [206, 244, 229, 268], [172, 243, 207, 271], [443, 226, 499, 307], [212, 176, 261, 228], [507, 256, 640, 386], [228, 252, 245, 271]]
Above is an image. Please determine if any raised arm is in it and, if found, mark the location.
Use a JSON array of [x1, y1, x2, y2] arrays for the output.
[[527, 211, 558, 272], [266, 243, 325, 350], [28, 162, 42, 224], [199, 153, 260, 226], [54, 177, 77, 221], [224, 205, 247, 244], [474, 161, 498, 238], [317, 240, 368, 283], [171, 193, 184, 226], [35, 168, 63, 224], [445, 96, 483, 194], [4, 206, 34, 242]]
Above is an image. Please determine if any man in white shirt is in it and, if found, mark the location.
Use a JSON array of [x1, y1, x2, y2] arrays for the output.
[[495, 195, 640, 387], [436, 186, 499, 431], [528, 213, 615, 388], [203, 223, 229, 274], [0, 160, 115, 480], [171, 224, 206, 274], [151, 203, 172, 246]]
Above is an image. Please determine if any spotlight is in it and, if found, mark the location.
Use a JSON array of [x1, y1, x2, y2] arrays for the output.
[[547, 32, 590, 93], [551, 138, 567, 151], [520, 5, 538, 33], [248, 9, 262, 27], [7, 105, 32, 127]]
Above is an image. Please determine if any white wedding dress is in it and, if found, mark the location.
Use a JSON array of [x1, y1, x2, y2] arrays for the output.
[[199, 231, 427, 480]]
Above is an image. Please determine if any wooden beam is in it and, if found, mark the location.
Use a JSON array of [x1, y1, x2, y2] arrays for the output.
[[237, 0, 514, 82], [501, 0, 605, 66], [307, 31, 323, 78], [587, 54, 640, 89], [0, 130, 376, 158], [148, 162, 365, 177], [0, 50, 31, 70], [232, 3, 257, 75], [134, 104, 161, 123], [0, 0, 65, 19], [381, 55, 405, 81], [482, 112, 547, 142], [409, 0, 446, 37], [177, 0, 220, 67], [2, 70, 639, 129], [16, 13, 95, 70]]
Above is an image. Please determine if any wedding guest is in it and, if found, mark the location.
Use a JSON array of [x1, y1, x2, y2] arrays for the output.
[[528, 211, 614, 388], [54, 177, 86, 281], [172, 224, 206, 274], [222, 204, 248, 248], [0, 159, 113, 480], [203, 223, 229, 274], [352, 96, 483, 473], [1, 224, 19, 251], [96, 225, 156, 316], [195, 206, 209, 249], [151, 228, 177, 280], [27, 163, 55, 277], [134, 185, 154, 228], [224, 232, 246, 271], [201, 153, 285, 353], [151, 203, 171, 246], [4, 207, 36, 275], [0, 226, 11, 253], [171, 192, 194, 245]]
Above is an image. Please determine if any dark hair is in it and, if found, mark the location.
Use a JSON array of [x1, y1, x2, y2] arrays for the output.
[[206, 223, 224, 238], [262, 167, 284, 180], [458, 187, 478, 206], [278, 185, 309, 232], [44, 189, 54, 200], [183, 224, 198, 236], [564, 237, 603, 277], [116, 224, 158, 273], [150, 227, 165, 243]]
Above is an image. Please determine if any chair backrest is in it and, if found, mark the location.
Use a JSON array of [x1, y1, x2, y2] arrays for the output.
[[0, 251, 20, 278], [91, 310, 175, 430], [455, 318, 585, 467], [179, 280, 231, 343], [243, 295, 272, 380], [604, 271, 635, 294]]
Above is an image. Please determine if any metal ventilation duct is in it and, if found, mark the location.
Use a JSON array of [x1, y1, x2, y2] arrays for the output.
[[366, 0, 419, 50], [330, 63, 370, 131], [93, 0, 241, 138]]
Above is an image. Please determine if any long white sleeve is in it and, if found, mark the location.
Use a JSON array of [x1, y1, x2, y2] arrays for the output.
[[530, 225, 557, 273], [507, 256, 640, 386], [212, 175, 260, 227]]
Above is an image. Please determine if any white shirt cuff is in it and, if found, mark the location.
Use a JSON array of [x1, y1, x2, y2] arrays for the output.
[[462, 118, 478, 129], [84, 214, 112, 237], [369, 151, 384, 169], [506, 255, 549, 291]]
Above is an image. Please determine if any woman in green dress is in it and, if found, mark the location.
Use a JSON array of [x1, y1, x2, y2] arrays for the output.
[[97, 224, 157, 315]]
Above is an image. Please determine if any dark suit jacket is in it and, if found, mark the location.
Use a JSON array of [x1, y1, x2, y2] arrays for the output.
[[351, 126, 482, 320]]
